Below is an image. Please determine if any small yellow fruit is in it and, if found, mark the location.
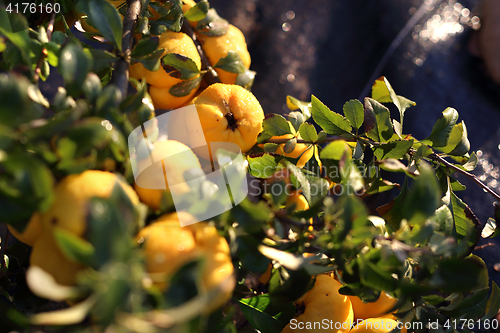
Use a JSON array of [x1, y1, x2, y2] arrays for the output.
[[349, 291, 398, 321], [197, 25, 251, 84], [133, 139, 202, 210], [281, 275, 354, 333], [136, 211, 234, 312], [7, 213, 42, 247], [273, 134, 314, 168], [188, 83, 264, 160], [350, 318, 405, 333], [286, 191, 313, 231], [30, 232, 84, 286], [41, 170, 139, 237], [286, 191, 309, 211]]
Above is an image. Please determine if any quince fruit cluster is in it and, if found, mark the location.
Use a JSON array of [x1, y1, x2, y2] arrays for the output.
[[128, 0, 251, 110]]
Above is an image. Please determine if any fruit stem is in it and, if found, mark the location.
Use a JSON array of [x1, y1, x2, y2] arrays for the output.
[[112, 0, 141, 99], [181, 19, 221, 85]]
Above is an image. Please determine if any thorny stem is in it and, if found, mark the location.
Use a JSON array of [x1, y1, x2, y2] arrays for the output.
[[263, 134, 500, 202], [33, 12, 56, 83], [181, 19, 220, 85], [428, 152, 500, 202], [113, 0, 141, 98]]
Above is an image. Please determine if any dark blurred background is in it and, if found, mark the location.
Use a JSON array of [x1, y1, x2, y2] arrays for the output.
[[209, 0, 500, 282]]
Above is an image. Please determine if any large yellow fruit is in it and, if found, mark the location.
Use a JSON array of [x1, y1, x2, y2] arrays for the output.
[[7, 213, 42, 247], [136, 212, 234, 312], [348, 291, 398, 321], [188, 83, 264, 160], [281, 275, 354, 333], [130, 30, 201, 88], [273, 134, 314, 168], [133, 139, 202, 210], [30, 231, 84, 286], [41, 170, 139, 237], [350, 318, 406, 333], [197, 25, 251, 84]]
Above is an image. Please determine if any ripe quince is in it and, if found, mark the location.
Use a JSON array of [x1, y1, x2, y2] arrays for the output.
[[281, 274, 354, 333], [41, 170, 139, 236], [8, 213, 42, 247], [197, 24, 251, 84], [187, 83, 264, 160], [133, 139, 203, 210], [136, 211, 234, 312]]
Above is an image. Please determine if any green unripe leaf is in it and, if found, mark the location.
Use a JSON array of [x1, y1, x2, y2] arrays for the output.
[[183, 0, 210, 22], [298, 123, 317, 143], [214, 51, 245, 74], [283, 138, 296, 154], [311, 95, 352, 135], [343, 99, 364, 130], [162, 53, 201, 80], [88, 0, 123, 52]]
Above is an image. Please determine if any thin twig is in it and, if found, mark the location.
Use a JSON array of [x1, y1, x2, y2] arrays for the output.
[[113, 0, 141, 98], [428, 153, 500, 202], [181, 19, 220, 85], [33, 12, 56, 82]]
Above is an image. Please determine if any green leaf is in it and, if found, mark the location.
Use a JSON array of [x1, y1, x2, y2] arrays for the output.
[[423, 107, 459, 147], [430, 257, 487, 292], [162, 53, 201, 80], [150, 1, 184, 32], [58, 43, 93, 96], [269, 266, 312, 305], [311, 95, 352, 135], [442, 177, 479, 250], [183, 0, 209, 21], [88, 49, 118, 72], [371, 77, 415, 134], [53, 228, 95, 265], [213, 51, 245, 74], [238, 294, 295, 333], [436, 121, 470, 156], [343, 99, 364, 130], [195, 8, 229, 37], [132, 49, 164, 71], [482, 282, 500, 320], [363, 98, 394, 143], [403, 162, 441, 223], [44, 41, 60, 67], [263, 143, 279, 153], [288, 112, 305, 132], [320, 140, 350, 160], [373, 139, 414, 160], [247, 154, 279, 178], [298, 123, 317, 143], [376, 177, 408, 229], [88, 0, 123, 51], [286, 96, 311, 120], [130, 37, 159, 58], [169, 75, 202, 98], [358, 255, 398, 291], [262, 114, 294, 137], [461, 152, 478, 171], [282, 159, 311, 203]]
